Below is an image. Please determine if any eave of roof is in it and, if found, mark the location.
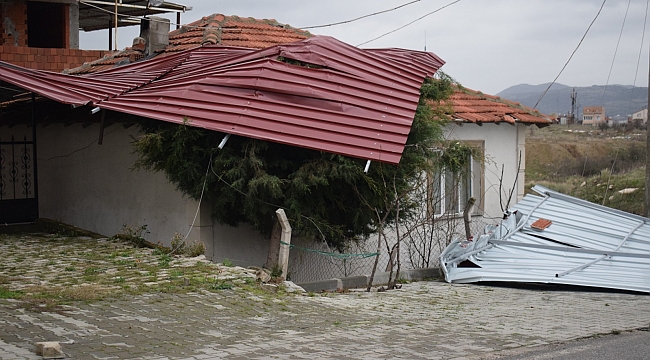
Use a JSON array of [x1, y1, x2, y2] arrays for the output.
[[434, 87, 551, 126]]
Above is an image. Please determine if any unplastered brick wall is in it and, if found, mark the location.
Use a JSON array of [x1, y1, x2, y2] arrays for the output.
[[0, 46, 110, 72], [1, 0, 28, 46]]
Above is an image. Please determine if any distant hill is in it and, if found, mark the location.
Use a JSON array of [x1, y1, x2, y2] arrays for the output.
[[496, 83, 648, 118]]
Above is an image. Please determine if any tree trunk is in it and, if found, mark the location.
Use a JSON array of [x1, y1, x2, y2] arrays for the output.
[[463, 197, 476, 240], [367, 226, 382, 292], [265, 220, 282, 270]]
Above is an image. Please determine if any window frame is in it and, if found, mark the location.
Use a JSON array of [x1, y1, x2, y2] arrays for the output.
[[427, 141, 483, 219]]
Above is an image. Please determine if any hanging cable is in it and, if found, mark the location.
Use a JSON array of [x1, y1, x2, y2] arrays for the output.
[[627, 0, 650, 115], [600, 0, 632, 106], [207, 160, 331, 242], [170, 153, 212, 254], [357, 0, 462, 47], [534, 0, 608, 109], [300, 0, 422, 29]]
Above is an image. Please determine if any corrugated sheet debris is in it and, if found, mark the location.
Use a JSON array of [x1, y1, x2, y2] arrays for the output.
[[440, 185, 650, 293]]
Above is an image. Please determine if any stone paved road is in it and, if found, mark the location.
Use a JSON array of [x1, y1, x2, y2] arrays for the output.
[[2, 281, 649, 359]]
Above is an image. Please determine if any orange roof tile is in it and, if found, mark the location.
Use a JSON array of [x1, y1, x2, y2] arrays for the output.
[[432, 87, 551, 126], [67, 14, 311, 75]]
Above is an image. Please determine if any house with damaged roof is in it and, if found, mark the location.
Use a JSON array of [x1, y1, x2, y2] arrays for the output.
[[0, 11, 550, 282]]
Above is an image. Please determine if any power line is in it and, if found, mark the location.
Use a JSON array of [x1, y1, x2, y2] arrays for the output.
[[534, 0, 608, 109], [627, 0, 650, 113], [299, 0, 422, 29], [357, 0, 462, 47], [601, 0, 632, 106]]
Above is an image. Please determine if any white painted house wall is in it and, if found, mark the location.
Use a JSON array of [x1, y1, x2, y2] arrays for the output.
[[287, 122, 528, 282], [2, 120, 526, 282], [2, 124, 270, 268], [444, 122, 525, 220]]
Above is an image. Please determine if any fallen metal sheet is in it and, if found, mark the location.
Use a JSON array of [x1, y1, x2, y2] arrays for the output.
[[440, 185, 650, 293]]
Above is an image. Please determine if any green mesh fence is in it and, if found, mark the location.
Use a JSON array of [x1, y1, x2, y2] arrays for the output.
[[286, 219, 489, 284], [286, 240, 382, 283]]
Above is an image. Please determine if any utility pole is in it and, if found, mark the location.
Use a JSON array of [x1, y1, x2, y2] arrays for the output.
[[646, 44, 650, 216], [570, 88, 577, 125]]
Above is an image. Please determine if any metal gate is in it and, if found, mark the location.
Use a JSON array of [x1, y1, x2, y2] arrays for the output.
[[0, 135, 38, 223]]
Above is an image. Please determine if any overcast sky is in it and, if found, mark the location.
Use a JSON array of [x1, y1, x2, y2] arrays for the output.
[[80, 0, 650, 95]]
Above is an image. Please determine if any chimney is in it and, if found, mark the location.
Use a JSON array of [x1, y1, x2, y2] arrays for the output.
[[139, 16, 170, 55]]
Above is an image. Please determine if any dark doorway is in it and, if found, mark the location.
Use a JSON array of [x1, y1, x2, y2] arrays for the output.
[[0, 134, 38, 223]]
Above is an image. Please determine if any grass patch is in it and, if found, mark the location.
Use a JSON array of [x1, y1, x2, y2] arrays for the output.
[[0, 286, 22, 299], [210, 281, 234, 291], [527, 124, 645, 215], [1, 229, 294, 312]]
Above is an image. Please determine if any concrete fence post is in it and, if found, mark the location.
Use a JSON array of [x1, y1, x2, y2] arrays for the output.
[[275, 209, 292, 279]]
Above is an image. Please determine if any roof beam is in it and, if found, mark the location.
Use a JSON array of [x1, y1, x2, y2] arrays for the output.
[[80, 0, 191, 13]]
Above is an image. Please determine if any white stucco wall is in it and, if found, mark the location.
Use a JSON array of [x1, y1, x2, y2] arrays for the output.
[[3, 121, 527, 282], [33, 123, 193, 242], [4, 123, 270, 268], [444, 122, 525, 221]]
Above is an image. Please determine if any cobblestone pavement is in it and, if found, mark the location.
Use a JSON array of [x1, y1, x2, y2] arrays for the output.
[[1, 233, 650, 359]]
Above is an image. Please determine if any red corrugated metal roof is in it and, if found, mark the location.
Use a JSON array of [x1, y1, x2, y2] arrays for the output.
[[0, 36, 444, 164], [440, 88, 551, 125]]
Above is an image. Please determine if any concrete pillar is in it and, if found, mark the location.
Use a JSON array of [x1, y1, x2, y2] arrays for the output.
[[68, 2, 79, 49], [276, 209, 292, 279]]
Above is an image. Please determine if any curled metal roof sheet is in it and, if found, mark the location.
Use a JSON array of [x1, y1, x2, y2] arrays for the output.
[[441, 185, 650, 293], [0, 36, 444, 164]]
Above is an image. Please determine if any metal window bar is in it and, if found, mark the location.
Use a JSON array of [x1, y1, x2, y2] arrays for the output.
[[0, 136, 35, 200]]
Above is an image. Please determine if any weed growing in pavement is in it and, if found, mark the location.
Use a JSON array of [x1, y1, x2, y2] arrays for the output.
[[210, 280, 234, 291], [158, 253, 172, 268], [170, 232, 206, 257], [83, 267, 102, 275], [221, 259, 234, 267], [170, 232, 184, 253], [115, 223, 150, 247], [2, 230, 296, 312], [0, 286, 22, 299], [270, 264, 283, 279], [184, 240, 206, 257], [152, 247, 168, 256]]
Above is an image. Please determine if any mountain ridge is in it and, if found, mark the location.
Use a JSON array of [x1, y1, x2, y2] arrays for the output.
[[496, 83, 647, 118]]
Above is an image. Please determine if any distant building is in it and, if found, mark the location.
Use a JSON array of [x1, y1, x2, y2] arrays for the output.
[[608, 115, 627, 127], [632, 107, 647, 125], [582, 106, 605, 126]]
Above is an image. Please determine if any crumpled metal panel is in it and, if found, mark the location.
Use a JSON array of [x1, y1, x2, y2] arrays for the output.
[[440, 185, 650, 293], [0, 36, 444, 164]]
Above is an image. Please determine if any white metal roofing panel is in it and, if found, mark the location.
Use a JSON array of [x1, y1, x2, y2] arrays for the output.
[[441, 185, 650, 293]]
